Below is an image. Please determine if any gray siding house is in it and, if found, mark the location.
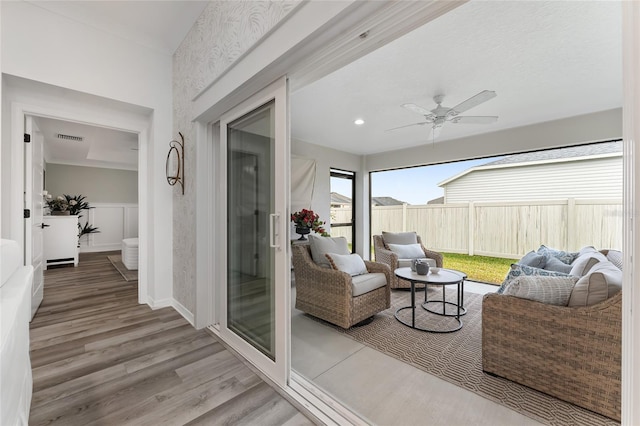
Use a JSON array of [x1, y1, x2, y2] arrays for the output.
[[439, 141, 622, 203]]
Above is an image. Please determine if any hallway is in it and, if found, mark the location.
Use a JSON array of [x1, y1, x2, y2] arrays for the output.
[[29, 252, 311, 426]]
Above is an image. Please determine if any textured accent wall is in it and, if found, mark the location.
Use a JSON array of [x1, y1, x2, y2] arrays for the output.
[[172, 1, 299, 313]]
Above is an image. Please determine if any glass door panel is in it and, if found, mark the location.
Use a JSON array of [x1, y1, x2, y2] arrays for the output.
[[218, 77, 288, 387], [227, 101, 275, 359]]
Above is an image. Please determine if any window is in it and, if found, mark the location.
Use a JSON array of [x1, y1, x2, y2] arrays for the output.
[[330, 169, 355, 252]]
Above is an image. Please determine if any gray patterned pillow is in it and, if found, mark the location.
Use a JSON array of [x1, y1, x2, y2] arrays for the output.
[[503, 276, 578, 306], [518, 250, 546, 268], [537, 245, 578, 265], [497, 263, 572, 294], [543, 256, 573, 274]]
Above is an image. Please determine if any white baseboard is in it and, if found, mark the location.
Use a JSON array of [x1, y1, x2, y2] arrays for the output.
[[146, 296, 172, 309], [171, 299, 195, 326], [145, 296, 194, 327], [79, 244, 121, 253]]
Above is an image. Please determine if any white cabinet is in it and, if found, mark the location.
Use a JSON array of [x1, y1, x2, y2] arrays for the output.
[[43, 216, 79, 269]]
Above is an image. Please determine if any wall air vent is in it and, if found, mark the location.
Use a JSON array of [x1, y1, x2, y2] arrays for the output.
[[56, 133, 83, 142]]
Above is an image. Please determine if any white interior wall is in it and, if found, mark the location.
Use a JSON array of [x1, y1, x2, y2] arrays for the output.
[[0, 1, 173, 305], [291, 138, 364, 252], [366, 108, 622, 171]]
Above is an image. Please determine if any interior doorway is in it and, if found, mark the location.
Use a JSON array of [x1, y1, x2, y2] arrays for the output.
[[7, 79, 152, 306]]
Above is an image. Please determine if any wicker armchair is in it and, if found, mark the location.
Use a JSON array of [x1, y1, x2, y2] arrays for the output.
[[482, 291, 622, 421], [373, 234, 443, 289], [292, 244, 391, 329]]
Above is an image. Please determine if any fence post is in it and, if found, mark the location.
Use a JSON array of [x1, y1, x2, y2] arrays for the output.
[[468, 201, 475, 256], [402, 203, 407, 232], [567, 198, 576, 251]]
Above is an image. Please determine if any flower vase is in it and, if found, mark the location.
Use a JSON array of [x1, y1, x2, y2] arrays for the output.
[[295, 226, 311, 241]]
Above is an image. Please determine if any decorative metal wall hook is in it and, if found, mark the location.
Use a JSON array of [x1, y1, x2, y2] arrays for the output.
[[166, 132, 184, 194]]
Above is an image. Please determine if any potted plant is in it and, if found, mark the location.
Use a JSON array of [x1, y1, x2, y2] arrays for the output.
[[291, 209, 329, 240], [44, 194, 71, 215], [44, 193, 100, 241]]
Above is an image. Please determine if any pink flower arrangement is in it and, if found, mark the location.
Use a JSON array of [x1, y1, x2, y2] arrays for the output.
[[291, 209, 329, 236]]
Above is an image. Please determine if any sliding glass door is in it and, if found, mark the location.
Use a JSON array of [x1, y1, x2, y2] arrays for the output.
[[219, 78, 289, 386]]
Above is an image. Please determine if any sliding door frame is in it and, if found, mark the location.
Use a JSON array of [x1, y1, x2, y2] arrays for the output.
[[215, 77, 290, 388]]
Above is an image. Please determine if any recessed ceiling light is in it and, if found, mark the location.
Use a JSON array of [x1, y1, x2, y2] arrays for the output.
[[354, 119, 365, 126]]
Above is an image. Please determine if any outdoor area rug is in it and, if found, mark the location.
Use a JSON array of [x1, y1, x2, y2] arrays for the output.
[[311, 289, 617, 426], [107, 255, 138, 282]]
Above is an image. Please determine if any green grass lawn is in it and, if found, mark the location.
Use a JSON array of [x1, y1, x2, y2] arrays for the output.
[[441, 252, 514, 285]]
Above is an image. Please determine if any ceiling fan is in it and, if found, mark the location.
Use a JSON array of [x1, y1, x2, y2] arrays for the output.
[[388, 90, 498, 138]]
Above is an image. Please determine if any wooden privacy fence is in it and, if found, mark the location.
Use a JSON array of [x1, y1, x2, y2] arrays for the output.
[[332, 198, 622, 259]]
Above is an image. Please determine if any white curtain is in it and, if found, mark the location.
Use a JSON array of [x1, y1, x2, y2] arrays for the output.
[[291, 157, 316, 213]]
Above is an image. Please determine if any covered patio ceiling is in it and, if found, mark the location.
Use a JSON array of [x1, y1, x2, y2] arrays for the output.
[[290, 1, 622, 156]]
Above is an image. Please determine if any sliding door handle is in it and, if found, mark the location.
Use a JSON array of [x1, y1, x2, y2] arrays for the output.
[[269, 213, 279, 249]]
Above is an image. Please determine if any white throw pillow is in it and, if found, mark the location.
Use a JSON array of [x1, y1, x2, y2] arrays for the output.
[[309, 235, 350, 267], [325, 253, 368, 276], [503, 276, 578, 306], [387, 243, 425, 259]]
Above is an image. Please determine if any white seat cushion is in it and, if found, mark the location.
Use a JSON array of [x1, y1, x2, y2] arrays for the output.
[[351, 273, 387, 297]]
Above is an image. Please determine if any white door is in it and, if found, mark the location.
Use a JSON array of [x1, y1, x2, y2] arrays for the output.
[[24, 116, 45, 320], [218, 77, 289, 387]]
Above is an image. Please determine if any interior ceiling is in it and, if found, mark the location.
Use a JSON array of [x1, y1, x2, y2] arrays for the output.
[[290, 1, 623, 156], [37, 117, 139, 171], [28, 0, 209, 55], [29, 1, 623, 166]]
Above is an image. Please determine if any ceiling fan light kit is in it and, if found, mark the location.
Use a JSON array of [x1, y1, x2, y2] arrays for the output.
[[390, 90, 498, 140]]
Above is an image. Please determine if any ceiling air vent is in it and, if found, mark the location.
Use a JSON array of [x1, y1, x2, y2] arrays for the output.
[[57, 133, 83, 142]]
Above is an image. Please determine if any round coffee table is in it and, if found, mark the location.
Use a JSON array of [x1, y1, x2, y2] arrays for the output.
[[394, 267, 467, 333]]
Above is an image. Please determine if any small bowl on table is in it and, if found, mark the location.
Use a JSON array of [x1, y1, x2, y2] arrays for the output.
[[430, 267, 441, 274]]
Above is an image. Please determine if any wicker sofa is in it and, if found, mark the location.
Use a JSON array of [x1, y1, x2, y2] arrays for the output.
[[292, 244, 391, 329], [482, 249, 622, 421], [373, 233, 443, 289]]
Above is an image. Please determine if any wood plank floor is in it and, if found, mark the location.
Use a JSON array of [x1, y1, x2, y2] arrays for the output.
[[29, 252, 312, 426]]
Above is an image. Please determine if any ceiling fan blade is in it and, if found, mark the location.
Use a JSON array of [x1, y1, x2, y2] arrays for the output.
[[449, 90, 496, 115], [402, 103, 434, 117], [385, 121, 429, 132], [450, 116, 498, 124]]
